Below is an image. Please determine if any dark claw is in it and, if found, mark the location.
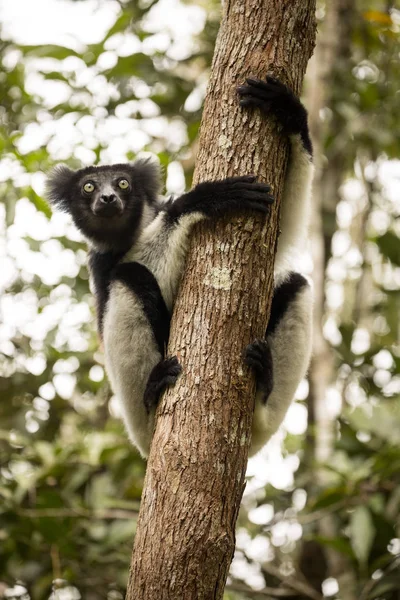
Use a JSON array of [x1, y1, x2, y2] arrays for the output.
[[266, 74, 280, 85]]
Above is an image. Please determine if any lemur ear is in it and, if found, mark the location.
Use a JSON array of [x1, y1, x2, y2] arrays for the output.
[[130, 158, 162, 203], [46, 165, 75, 211]]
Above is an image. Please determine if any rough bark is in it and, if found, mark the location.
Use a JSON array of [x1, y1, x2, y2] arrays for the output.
[[127, 2, 316, 599]]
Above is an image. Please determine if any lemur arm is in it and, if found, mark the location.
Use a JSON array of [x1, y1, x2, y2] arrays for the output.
[[238, 76, 314, 273], [126, 176, 273, 311]]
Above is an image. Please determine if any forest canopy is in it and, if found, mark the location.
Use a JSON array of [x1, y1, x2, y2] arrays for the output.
[[0, 1, 399, 599]]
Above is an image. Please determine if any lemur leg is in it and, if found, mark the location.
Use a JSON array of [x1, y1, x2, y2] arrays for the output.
[[104, 262, 179, 458], [245, 273, 313, 455], [237, 76, 314, 272], [128, 176, 274, 310]]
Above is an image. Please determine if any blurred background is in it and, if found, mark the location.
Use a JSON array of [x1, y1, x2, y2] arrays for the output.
[[0, 1, 399, 599]]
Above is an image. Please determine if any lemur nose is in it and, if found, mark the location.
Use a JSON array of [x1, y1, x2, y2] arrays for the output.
[[100, 194, 117, 204]]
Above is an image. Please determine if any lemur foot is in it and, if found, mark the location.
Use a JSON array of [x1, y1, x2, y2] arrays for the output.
[[143, 356, 182, 413], [168, 176, 274, 222], [237, 75, 312, 155], [244, 338, 273, 404]]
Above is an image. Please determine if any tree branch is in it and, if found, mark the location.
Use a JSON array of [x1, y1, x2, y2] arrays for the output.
[[260, 562, 323, 600]]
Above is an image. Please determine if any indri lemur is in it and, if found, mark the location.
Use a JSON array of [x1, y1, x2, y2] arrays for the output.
[[46, 76, 313, 458]]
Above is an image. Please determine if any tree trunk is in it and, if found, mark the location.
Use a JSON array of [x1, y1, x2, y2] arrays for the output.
[[127, 2, 316, 598]]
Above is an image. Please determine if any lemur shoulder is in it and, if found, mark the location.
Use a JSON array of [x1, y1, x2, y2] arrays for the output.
[[46, 76, 313, 458]]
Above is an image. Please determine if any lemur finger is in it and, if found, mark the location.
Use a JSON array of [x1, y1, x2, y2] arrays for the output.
[[244, 77, 272, 89], [244, 349, 265, 373], [265, 75, 290, 91], [239, 96, 272, 107], [163, 355, 181, 369], [160, 357, 182, 380], [233, 181, 272, 193], [159, 373, 181, 387], [244, 339, 273, 402], [241, 81, 277, 95], [242, 201, 271, 214], [239, 97, 273, 113], [244, 339, 271, 365], [244, 354, 264, 373], [246, 78, 283, 95], [238, 86, 277, 101], [240, 189, 274, 203], [247, 75, 286, 91]]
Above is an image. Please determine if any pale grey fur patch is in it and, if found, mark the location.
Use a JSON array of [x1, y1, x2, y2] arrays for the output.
[[103, 282, 162, 457], [140, 201, 158, 232], [125, 211, 204, 311], [275, 134, 314, 276], [249, 281, 313, 456]]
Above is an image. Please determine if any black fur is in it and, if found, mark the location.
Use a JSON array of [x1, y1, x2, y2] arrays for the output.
[[237, 75, 313, 156], [244, 339, 273, 403], [143, 356, 182, 413], [46, 160, 161, 252], [112, 262, 171, 355], [88, 250, 125, 335], [166, 176, 274, 224], [267, 272, 309, 336]]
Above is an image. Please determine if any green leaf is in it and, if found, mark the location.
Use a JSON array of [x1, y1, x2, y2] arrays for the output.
[[104, 12, 134, 40], [309, 487, 347, 511], [18, 44, 81, 60], [367, 574, 400, 599], [375, 231, 400, 266], [350, 506, 375, 566], [314, 535, 354, 558], [26, 188, 52, 218]]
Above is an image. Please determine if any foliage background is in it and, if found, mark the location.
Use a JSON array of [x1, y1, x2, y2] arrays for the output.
[[0, 1, 399, 599]]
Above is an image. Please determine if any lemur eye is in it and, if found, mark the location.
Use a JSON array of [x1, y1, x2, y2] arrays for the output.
[[83, 182, 95, 194], [118, 179, 129, 190]]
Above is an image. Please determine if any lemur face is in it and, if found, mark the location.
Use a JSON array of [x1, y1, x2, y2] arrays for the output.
[[46, 163, 149, 250], [77, 168, 134, 221]]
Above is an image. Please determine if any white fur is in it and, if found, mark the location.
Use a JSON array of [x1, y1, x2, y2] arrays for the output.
[[275, 135, 314, 275], [103, 282, 161, 457], [250, 281, 313, 455], [125, 211, 204, 311]]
